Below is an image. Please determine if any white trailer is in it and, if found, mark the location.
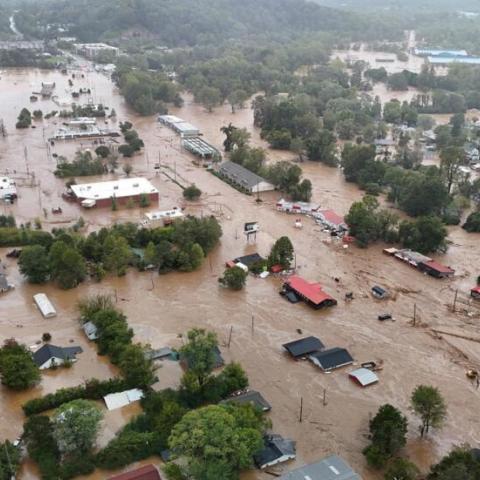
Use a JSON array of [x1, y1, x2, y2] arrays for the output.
[[33, 293, 57, 318]]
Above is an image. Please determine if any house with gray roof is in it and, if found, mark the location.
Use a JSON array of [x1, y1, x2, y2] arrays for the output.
[[221, 389, 272, 412], [33, 344, 83, 370], [218, 161, 274, 193], [255, 434, 296, 469], [279, 455, 361, 480]]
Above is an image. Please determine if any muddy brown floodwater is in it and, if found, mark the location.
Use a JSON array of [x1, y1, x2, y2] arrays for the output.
[[1, 63, 480, 480]]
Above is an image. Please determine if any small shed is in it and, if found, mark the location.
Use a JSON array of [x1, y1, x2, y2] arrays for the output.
[[82, 321, 98, 340], [418, 260, 455, 279], [309, 347, 354, 372], [33, 293, 57, 318], [104, 389, 144, 411], [349, 368, 379, 387], [283, 336, 324, 359]]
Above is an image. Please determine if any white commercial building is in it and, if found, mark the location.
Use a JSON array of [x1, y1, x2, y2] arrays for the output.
[[143, 208, 184, 227], [70, 177, 159, 208]]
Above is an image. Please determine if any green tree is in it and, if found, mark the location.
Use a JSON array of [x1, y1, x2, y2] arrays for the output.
[[398, 216, 447, 254], [216, 362, 249, 398], [306, 129, 337, 166], [0, 440, 21, 480], [183, 184, 202, 200], [411, 385, 447, 437], [363, 404, 408, 469], [168, 404, 264, 480], [463, 212, 480, 233], [95, 145, 110, 158], [440, 146, 465, 194], [52, 399, 103, 455], [18, 245, 50, 283], [428, 447, 480, 480], [102, 234, 132, 276], [385, 458, 420, 480], [49, 240, 86, 289], [268, 236, 294, 269], [197, 86, 222, 112], [219, 266, 247, 290], [0, 339, 40, 390], [180, 329, 218, 388], [118, 344, 157, 388]]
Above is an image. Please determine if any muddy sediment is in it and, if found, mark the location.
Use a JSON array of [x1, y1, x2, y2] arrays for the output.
[[0, 64, 479, 480]]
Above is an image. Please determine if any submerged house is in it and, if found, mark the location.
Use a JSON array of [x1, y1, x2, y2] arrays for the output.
[[418, 260, 455, 279], [283, 336, 324, 359], [309, 347, 354, 372], [218, 161, 275, 193], [82, 321, 98, 341], [254, 434, 296, 469], [108, 464, 162, 480], [33, 344, 83, 370], [221, 390, 272, 412], [349, 368, 379, 387], [283, 276, 337, 309]]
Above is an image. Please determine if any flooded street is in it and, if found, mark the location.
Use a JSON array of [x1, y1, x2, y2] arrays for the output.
[[1, 65, 480, 480]]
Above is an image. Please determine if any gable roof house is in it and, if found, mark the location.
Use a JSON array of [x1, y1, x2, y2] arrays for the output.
[[33, 344, 83, 370], [283, 276, 337, 309], [309, 347, 354, 372], [221, 390, 272, 412], [254, 434, 296, 469], [278, 455, 361, 480], [283, 336, 324, 359], [218, 161, 275, 193]]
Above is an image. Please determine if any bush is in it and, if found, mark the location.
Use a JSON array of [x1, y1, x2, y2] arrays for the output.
[[95, 431, 159, 470], [0, 227, 53, 247], [463, 211, 480, 232], [219, 266, 247, 290], [183, 184, 202, 200]]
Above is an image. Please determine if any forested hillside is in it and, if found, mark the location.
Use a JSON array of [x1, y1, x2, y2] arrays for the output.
[[14, 0, 402, 45]]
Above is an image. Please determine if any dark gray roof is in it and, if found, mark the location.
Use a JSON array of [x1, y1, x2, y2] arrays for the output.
[[33, 344, 83, 367], [222, 390, 272, 411], [279, 455, 361, 480], [145, 347, 173, 360], [234, 253, 264, 267], [283, 336, 324, 358], [254, 434, 296, 469], [219, 161, 269, 189], [309, 347, 353, 371]]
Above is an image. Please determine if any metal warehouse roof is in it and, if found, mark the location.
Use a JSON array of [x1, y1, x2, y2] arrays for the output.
[[278, 455, 361, 480], [309, 347, 354, 371], [182, 137, 219, 156], [283, 336, 324, 358], [219, 161, 270, 189], [71, 177, 158, 201], [349, 368, 379, 387]]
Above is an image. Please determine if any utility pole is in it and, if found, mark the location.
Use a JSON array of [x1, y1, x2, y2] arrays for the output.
[[251, 315, 254, 337], [299, 397, 303, 423], [0, 119, 6, 137], [413, 303, 417, 326], [452, 289, 458, 313], [24, 146, 30, 176], [227, 326, 233, 348], [323, 388, 327, 406]]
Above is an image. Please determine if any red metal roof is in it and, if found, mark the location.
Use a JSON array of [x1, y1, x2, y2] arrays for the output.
[[286, 276, 335, 306], [108, 465, 161, 480], [472, 286, 480, 294], [423, 260, 454, 274], [319, 209, 345, 226]]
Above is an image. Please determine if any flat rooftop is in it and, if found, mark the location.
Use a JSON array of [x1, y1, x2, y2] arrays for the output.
[[71, 177, 158, 200]]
